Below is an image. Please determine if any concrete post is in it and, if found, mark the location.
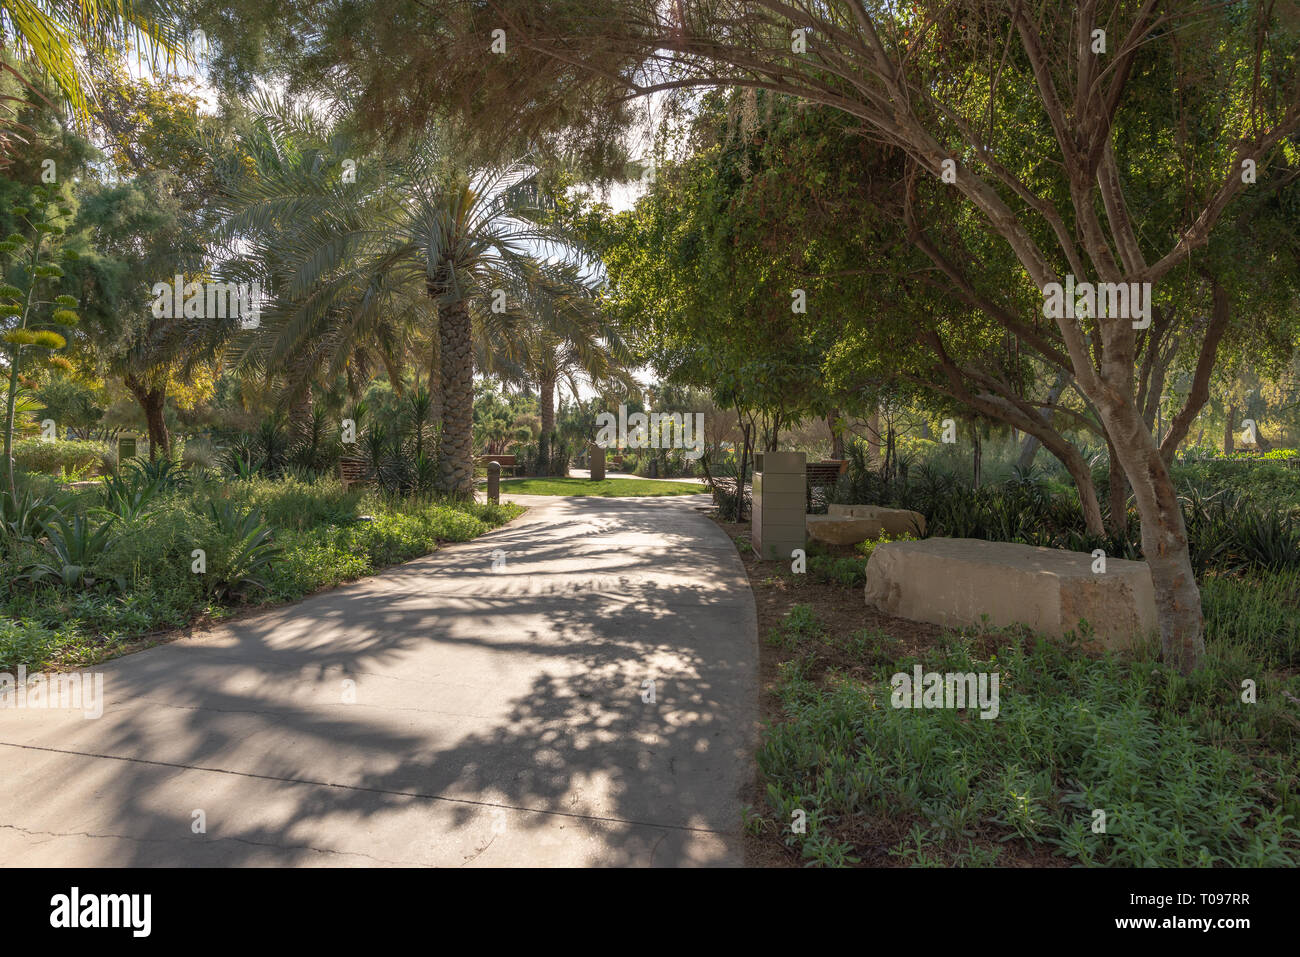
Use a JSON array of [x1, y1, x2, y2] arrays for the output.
[[588, 444, 606, 481], [487, 461, 500, 504], [752, 450, 806, 560]]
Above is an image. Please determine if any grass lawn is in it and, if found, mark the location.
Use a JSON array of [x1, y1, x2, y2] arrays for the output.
[[500, 477, 702, 497]]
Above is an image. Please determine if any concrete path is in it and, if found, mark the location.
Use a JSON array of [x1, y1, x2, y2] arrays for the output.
[[0, 492, 757, 867]]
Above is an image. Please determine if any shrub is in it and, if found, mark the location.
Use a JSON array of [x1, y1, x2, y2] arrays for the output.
[[17, 513, 118, 590], [236, 476, 360, 530], [809, 552, 868, 587], [0, 616, 65, 671], [766, 603, 825, 648], [92, 498, 213, 594], [13, 438, 112, 476]]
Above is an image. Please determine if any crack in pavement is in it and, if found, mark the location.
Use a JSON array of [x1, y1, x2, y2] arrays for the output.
[[0, 740, 726, 836]]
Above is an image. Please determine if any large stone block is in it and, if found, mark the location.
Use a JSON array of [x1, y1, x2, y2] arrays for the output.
[[826, 504, 926, 537], [864, 538, 1157, 649], [807, 515, 878, 545]]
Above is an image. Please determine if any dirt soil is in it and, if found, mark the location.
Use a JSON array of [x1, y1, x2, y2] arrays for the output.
[[712, 516, 1069, 868]]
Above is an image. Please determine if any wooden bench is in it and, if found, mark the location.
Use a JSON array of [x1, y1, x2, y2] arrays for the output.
[[339, 456, 374, 491], [806, 459, 848, 508], [476, 453, 518, 476]]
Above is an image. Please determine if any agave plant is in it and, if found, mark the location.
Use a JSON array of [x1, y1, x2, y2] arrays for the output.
[[0, 486, 65, 547], [17, 512, 117, 590], [206, 502, 282, 601], [95, 458, 187, 523], [1235, 508, 1300, 571]]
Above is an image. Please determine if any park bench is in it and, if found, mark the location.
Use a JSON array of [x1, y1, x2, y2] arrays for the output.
[[476, 453, 518, 476], [805, 459, 847, 508], [339, 456, 375, 492]]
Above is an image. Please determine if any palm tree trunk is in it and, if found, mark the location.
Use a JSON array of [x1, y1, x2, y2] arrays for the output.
[[539, 373, 556, 475], [539, 374, 556, 438], [436, 297, 475, 498]]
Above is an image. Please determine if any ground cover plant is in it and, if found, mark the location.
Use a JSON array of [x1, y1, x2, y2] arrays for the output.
[[0, 462, 522, 672], [717, 512, 1300, 868]]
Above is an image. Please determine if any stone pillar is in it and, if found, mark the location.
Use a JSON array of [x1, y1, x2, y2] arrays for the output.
[[588, 444, 605, 481], [752, 450, 806, 560], [487, 461, 500, 504]]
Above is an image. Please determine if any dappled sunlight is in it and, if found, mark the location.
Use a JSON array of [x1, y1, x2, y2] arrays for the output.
[[0, 495, 757, 866]]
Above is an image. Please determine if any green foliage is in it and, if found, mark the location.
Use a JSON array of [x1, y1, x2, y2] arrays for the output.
[[834, 449, 1300, 576], [12, 437, 111, 475], [1201, 569, 1300, 669], [204, 502, 282, 601], [1175, 459, 1300, 509], [95, 458, 188, 522], [758, 636, 1300, 867], [809, 550, 869, 587], [0, 486, 65, 545], [0, 476, 524, 672], [17, 512, 117, 590], [766, 603, 824, 649], [211, 475, 360, 531]]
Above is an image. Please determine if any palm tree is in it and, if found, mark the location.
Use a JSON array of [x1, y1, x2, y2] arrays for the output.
[[210, 97, 600, 497]]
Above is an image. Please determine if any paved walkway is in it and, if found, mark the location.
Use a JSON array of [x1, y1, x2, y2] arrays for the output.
[[0, 492, 757, 866]]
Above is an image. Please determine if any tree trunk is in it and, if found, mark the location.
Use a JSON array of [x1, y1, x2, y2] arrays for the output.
[[435, 296, 475, 498], [2, 347, 23, 498], [539, 375, 556, 437], [1100, 400, 1204, 674], [1224, 403, 1237, 454], [1059, 445, 1106, 537], [971, 421, 982, 489], [1017, 370, 1070, 471], [827, 409, 844, 459], [1106, 438, 1128, 536], [735, 414, 751, 522], [125, 374, 169, 462], [143, 391, 169, 462], [539, 372, 556, 475], [867, 407, 881, 466]]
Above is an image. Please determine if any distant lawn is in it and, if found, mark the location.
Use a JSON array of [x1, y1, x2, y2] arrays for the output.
[[500, 477, 702, 497]]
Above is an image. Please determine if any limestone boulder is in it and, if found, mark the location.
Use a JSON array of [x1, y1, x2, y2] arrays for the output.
[[826, 504, 926, 537], [806, 515, 878, 545], [864, 538, 1157, 650]]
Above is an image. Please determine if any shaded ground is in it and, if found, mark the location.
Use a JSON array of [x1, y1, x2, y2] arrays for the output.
[[0, 492, 758, 867], [712, 518, 1069, 868], [498, 477, 702, 496]]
